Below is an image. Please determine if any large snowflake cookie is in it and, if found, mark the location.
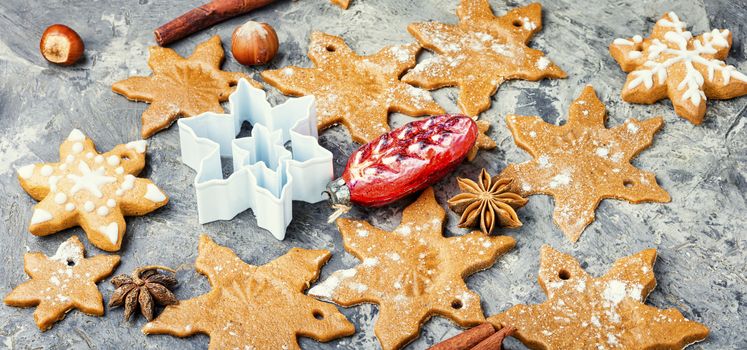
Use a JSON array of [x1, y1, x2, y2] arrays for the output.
[[4, 236, 120, 331], [112, 36, 261, 138], [178, 78, 333, 240], [142, 234, 355, 349], [489, 245, 709, 349], [262, 32, 444, 144], [610, 12, 747, 124], [498, 86, 670, 241], [403, 1, 566, 117], [309, 188, 515, 350], [16, 130, 168, 251]]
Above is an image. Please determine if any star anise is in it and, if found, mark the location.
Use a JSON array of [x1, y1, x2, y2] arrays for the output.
[[448, 169, 528, 234], [109, 265, 178, 321]]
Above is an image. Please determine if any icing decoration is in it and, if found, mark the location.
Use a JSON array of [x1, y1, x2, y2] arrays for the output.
[[67, 161, 116, 198], [126, 140, 147, 154], [178, 78, 332, 240], [610, 12, 747, 124], [99, 223, 119, 244], [67, 129, 85, 141], [144, 184, 167, 203], [17, 164, 35, 179], [16, 129, 168, 251], [30, 209, 53, 225]]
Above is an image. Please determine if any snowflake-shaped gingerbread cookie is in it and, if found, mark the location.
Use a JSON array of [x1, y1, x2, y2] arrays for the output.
[[610, 12, 747, 124], [16, 130, 168, 251]]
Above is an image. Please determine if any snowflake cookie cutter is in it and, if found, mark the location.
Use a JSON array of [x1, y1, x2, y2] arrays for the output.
[[178, 78, 333, 240]]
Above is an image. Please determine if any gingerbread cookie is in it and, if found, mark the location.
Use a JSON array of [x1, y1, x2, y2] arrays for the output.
[[468, 120, 497, 161], [403, 1, 566, 117], [112, 35, 261, 138], [16, 129, 168, 251], [309, 188, 515, 350], [610, 12, 747, 125], [261, 32, 444, 144], [498, 86, 670, 241], [330, 0, 350, 9], [489, 245, 709, 349], [142, 234, 354, 349], [4, 236, 120, 331]]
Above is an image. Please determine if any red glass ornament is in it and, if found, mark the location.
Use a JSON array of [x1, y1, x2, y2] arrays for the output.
[[326, 114, 478, 207]]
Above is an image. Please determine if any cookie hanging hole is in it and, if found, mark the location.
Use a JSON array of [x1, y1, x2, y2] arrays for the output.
[[558, 269, 571, 280], [451, 299, 463, 309], [325, 45, 336, 52], [512, 19, 523, 28], [66, 259, 75, 267], [313, 310, 325, 320], [623, 179, 634, 188], [122, 155, 130, 161]]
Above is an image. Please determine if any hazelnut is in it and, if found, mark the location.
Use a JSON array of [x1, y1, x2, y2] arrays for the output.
[[231, 21, 278, 66], [40, 24, 84, 66]]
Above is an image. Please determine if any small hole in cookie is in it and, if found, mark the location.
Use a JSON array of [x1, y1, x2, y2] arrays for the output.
[[325, 45, 336, 52], [451, 299, 463, 309], [512, 19, 523, 27], [313, 311, 324, 320], [558, 269, 571, 280], [623, 179, 634, 188], [122, 155, 130, 161], [66, 259, 75, 267]]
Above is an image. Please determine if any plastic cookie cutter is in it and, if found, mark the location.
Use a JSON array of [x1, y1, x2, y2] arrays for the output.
[[178, 78, 333, 240]]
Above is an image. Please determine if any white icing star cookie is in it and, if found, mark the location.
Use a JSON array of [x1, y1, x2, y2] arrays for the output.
[[610, 12, 747, 124], [16, 129, 168, 251]]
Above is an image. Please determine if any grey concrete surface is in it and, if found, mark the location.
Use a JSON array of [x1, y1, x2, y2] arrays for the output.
[[0, 0, 745, 349]]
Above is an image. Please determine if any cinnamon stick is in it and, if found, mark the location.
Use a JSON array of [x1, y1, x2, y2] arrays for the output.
[[429, 323, 496, 350], [154, 0, 276, 46], [470, 326, 516, 350]]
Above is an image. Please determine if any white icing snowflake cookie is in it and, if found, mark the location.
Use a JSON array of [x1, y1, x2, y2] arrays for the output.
[[610, 12, 747, 124], [16, 129, 168, 251]]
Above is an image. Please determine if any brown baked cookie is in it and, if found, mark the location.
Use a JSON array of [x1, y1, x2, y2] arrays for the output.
[[112, 35, 261, 138], [403, 1, 566, 117], [142, 234, 355, 349], [308, 188, 515, 350], [330, 0, 350, 9], [4, 236, 120, 331], [16, 129, 168, 251], [498, 86, 670, 241], [610, 12, 747, 125], [488, 245, 709, 349], [467, 119, 497, 161], [261, 32, 444, 144]]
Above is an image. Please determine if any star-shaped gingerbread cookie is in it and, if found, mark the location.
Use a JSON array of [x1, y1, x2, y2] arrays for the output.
[[4, 236, 120, 331], [403, 1, 566, 117], [261, 32, 444, 143], [142, 234, 354, 349], [112, 35, 261, 138], [610, 12, 747, 125], [489, 245, 709, 349], [308, 188, 515, 350], [468, 119, 497, 161], [16, 129, 168, 251], [498, 86, 670, 241]]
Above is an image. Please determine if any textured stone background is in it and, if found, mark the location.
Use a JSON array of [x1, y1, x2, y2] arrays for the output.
[[0, 0, 745, 349]]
